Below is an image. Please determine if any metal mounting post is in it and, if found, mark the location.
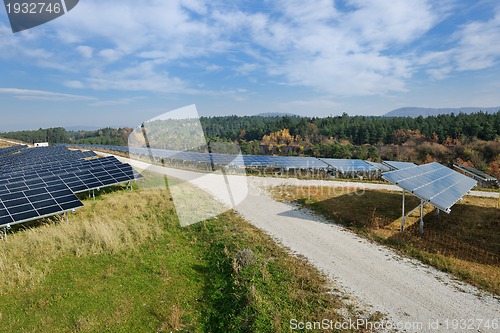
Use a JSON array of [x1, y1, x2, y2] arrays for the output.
[[401, 190, 405, 232], [420, 200, 424, 235]]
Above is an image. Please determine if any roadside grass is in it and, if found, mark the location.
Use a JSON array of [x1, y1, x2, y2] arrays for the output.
[[271, 185, 500, 296], [0, 175, 367, 332], [0, 141, 13, 148]]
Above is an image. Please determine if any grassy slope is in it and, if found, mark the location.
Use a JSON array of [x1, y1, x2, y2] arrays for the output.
[[0, 178, 367, 332], [271, 186, 500, 296]]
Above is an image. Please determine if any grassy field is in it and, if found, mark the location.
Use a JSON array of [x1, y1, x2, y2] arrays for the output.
[[271, 185, 500, 296], [0, 175, 375, 332]]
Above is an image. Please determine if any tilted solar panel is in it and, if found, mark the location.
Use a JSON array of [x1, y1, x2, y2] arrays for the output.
[[0, 163, 141, 196], [0, 184, 83, 227], [320, 159, 378, 172], [365, 161, 391, 172], [272, 156, 330, 169], [382, 161, 417, 171], [382, 162, 477, 213], [0, 145, 27, 157]]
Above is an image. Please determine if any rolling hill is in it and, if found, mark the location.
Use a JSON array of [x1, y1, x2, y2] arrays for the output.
[[385, 106, 500, 117]]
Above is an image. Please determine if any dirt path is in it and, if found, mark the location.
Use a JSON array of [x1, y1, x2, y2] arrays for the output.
[[238, 179, 500, 332], [113, 156, 500, 332]]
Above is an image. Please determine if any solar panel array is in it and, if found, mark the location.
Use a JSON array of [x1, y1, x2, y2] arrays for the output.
[[382, 160, 418, 171], [382, 162, 477, 213], [366, 161, 391, 172], [0, 146, 142, 228], [320, 158, 378, 172], [65, 144, 381, 172], [0, 185, 83, 227], [0, 145, 27, 157], [453, 165, 497, 182]]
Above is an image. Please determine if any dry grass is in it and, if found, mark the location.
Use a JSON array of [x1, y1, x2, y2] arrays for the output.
[[0, 189, 168, 292], [271, 185, 500, 295], [0, 174, 370, 332], [0, 140, 13, 148]]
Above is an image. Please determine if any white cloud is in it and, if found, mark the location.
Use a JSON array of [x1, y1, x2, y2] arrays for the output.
[[0, 88, 96, 102], [98, 48, 122, 62], [206, 64, 222, 72], [222, 0, 435, 95], [235, 63, 258, 75], [2, 0, 497, 101], [421, 7, 500, 77], [64, 80, 84, 88], [76, 45, 93, 59], [80, 61, 192, 93]]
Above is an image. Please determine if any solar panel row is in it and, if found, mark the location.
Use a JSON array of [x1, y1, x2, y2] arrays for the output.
[[0, 148, 95, 172], [0, 146, 142, 228], [320, 158, 378, 172], [0, 155, 121, 180], [366, 161, 391, 172], [382, 161, 417, 171], [65, 144, 428, 176], [0, 184, 83, 227], [0, 145, 27, 157], [0, 161, 140, 196], [382, 162, 477, 213]]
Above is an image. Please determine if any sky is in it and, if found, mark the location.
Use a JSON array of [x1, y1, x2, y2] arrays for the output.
[[0, 0, 499, 131]]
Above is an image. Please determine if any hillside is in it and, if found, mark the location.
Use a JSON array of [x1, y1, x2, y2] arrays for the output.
[[385, 106, 500, 117], [0, 176, 362, 332]]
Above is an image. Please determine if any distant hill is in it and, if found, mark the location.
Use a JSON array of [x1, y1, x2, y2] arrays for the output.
[[254, 112, 298, 117], [65, 126, 101, 131], [385, 107, 500, 117]]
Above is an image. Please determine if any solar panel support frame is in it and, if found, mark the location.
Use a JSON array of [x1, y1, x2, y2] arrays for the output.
[[1, 225, 8, 241], [400, 192, 427, 235]]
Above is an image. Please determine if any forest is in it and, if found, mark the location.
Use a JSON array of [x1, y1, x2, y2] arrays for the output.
[[1, 111, 499, 178]]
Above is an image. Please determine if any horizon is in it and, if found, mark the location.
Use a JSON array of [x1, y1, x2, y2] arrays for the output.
[[1, 1, 500, 131], [1, 106, 499, 133]]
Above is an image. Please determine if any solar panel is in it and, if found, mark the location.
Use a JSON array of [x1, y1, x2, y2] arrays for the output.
[[0, 145, 27, 157], [453, 165, 497, 182], [365, 161, 391, 172], [382, 161, 417, 171], [0, 146, 142, 231], [0, 162, 141, 195], [0, 155, 122, 180], [382, 162, 477, 213], [271, 156, 330, 169], [320, 159, 378, 172], [0, 184, 83, 227]]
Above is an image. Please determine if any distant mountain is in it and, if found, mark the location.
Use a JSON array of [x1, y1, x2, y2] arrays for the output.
[[385, 107, 500, 117], [254, 112, 298, 117], [65, 126, 101, 131]]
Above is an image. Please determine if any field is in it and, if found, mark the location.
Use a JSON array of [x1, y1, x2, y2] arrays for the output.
[[271, 186, 500, 295], [0, 175, 374, 332]]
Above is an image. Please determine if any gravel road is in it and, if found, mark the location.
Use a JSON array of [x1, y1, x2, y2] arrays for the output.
[[111, 155, 500, 332]]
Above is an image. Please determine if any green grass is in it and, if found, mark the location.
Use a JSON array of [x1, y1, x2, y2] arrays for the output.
[[0, 176, 368, 332], [271, 185, 500, 296]]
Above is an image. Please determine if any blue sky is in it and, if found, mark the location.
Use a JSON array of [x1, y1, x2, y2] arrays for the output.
[[0, 0, 499, 131]]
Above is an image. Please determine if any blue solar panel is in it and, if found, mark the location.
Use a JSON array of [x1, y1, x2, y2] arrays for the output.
[[382, 162, 477, 213], [320, 159, 378, 172], [0, 184, 83, 227], [382, 161, 417, 171], [365, 161, 391, 172], [0, 146, 142, 230]]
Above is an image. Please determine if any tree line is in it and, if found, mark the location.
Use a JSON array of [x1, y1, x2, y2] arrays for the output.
[[200, 111, 500, 145], [1, 112, 498, 177]]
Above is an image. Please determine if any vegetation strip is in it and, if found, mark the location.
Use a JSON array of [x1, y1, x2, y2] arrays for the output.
[[271, 185, 500, 296], [0, 178, 372, 332]]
